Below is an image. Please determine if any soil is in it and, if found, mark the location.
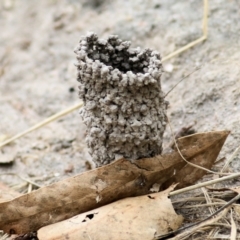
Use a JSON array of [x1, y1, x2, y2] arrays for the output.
[[0, 0, 240, 237]]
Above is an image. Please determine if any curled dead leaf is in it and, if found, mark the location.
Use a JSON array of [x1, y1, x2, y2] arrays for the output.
[[38, 186, 183, 240]]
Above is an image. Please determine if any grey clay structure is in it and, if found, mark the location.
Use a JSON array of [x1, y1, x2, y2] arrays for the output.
[[75, 32, 167, 166]]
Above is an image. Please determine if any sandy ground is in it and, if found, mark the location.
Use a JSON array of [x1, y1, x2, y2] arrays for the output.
[[0, 0, 240, 236]]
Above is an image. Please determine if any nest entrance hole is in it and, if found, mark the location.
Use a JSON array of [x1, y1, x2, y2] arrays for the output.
[[86, 38, 151, 74]]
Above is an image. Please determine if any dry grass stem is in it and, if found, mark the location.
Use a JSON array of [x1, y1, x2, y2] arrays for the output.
[[0, 172, 42, 188], [206, 223, 234, 229], [230, 209, 237, 240], [175, 203, 238, 210], [157, 207, 230, 240], [157, 194, 240, 239], [27, 183, 33, 193], [164, 67, 201, 97], [170, 172, 240, 196], [167, 115, 224, 175], [221, 146, 240, 173], [173, 197, 228, 204], [201, 187, 215, 214], [0, 102, 83, 149]]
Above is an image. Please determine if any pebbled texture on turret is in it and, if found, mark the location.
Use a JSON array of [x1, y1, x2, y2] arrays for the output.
[[75, 32, 167, 166]]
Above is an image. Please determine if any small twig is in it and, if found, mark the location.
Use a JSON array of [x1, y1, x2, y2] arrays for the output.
[[28, 183, 33, 193], [156, 193, 240, 239], [167, 117, 231, 177], [201, 187, 215, 214], [221, 145, 240, 173], [0, 172, 42, 188], [167, 116, 218, 175], [164, 67, 201, 97], [173, 197, 227, 205], [170, 172, 240, 197], [204, 223, 235, 229], [165, 123, 196, 152], [175, 202, 233, 210]]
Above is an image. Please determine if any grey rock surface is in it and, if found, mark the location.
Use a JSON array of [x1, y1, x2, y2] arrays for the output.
[[75, 33, 167, 166]]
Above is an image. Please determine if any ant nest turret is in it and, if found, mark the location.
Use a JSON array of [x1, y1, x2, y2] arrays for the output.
[[75, 32, 167, 166]]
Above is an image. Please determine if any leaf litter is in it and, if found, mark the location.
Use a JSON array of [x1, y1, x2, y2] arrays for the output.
[[0, 130, 232, 239], [38, 186, 183, 240], [0, 1, 240, 239]]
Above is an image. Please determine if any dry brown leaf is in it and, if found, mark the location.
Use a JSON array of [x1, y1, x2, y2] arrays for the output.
[[0, 130, 229, 234], [38, 186, 183, 240]]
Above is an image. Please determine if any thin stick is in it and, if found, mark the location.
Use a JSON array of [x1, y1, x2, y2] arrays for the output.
[[169, 172, 240, 197], [0, 172, 42, 188], [164, 67, 201, 97], [230, 209, 237, 240], [173, 197, 227, 204], [167, 116, 217, 175], [0, 102, 83, 149], [221, 146, 240, 173], [201, 187, 215, 214], [161, 0, 208, 62], [175, 203, 232, 209]]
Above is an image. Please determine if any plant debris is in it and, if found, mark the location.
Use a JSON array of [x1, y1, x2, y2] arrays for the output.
[[38, 186, 183, 240], [0, 130, 229, 234]]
